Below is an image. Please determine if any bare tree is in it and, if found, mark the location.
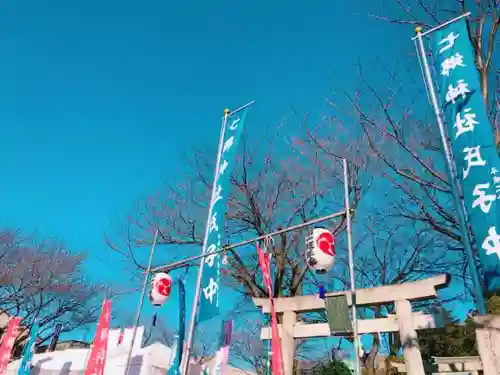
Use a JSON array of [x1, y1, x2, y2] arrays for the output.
[[291, 76, 471, 371], [102, 2, 499, 365], [302, 0, 496, 294], [358, 0, 497, 279], [230, 317, 327, 375], [107, 117, 371, 301], [230, 318, 267, 374], [105, 117, 373, 371], [284, 212, 462, 375], [293, 1, 499, 372], [356, 218, 463, 374], [0, 229, 113, 347]]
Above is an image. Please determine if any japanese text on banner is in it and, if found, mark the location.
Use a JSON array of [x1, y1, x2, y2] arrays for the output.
[[431, 18, 500, 291], [84, 299, 111, 375], [198, 109, 248, 322]]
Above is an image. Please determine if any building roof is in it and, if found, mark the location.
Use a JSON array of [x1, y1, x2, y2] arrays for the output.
[[35, 340, 90, 353]]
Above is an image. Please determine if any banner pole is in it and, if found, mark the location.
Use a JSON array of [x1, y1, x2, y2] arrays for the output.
[[414, 28, 486, 314], [180, 110, 230, 375], [411, 12, 471, 39], [124, 229, 159, 375], [342, 159, 361, 375]]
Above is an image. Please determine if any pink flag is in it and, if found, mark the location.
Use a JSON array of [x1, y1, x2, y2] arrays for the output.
[[216, 320, 232, 375], [0, 317, 21, 375], [256, 244, 273, 296], [84, 300, 112, 375], [269, 303, 284, 375], [256, 244, 284, 375]]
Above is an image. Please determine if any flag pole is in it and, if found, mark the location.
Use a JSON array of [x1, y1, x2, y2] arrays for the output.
[[342, 159, 361, 375], [411, 12, 471, 39], [180, 109, 230, 375], [124, 229, 160, 375], [414, 26, 486, 314]]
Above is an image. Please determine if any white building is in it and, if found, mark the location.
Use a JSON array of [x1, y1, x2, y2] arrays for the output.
[[7, 341, 171, 375], [5, 327, 254, 375]]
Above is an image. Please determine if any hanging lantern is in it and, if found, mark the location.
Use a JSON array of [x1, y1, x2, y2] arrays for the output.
[[149, 272, 172, 306], [305, 228, 336, 274]]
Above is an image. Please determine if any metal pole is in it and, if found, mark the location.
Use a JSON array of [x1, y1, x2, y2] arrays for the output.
[[219, 100, 255, 119], [411, 12, 471, 40], [343, 159, 361, 375], [414, 30, 486, 313], [180, 111, 230, 375], [151, 209, 348, 273], [124, 229, 159, 375]]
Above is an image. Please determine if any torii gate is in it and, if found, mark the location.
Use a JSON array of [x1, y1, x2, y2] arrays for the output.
[[254, 274, 450, 375]]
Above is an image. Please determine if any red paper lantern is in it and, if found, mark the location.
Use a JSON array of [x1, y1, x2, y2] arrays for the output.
[[305, 228, 336, 274], [149, 272, 172, 306]]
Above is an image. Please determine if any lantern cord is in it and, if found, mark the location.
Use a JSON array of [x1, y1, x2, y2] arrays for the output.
[[152, 313, 157, 327], [263, 235, 274, 253], [180, 265, 190, 281]]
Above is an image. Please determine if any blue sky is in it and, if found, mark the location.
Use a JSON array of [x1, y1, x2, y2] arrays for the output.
[[0, 0, 438, 346]]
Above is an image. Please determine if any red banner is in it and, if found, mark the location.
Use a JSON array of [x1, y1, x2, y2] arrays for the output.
[[256, 244, 284, 375], [84, 299, 112, 375], [0, 317, 21, 375]]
